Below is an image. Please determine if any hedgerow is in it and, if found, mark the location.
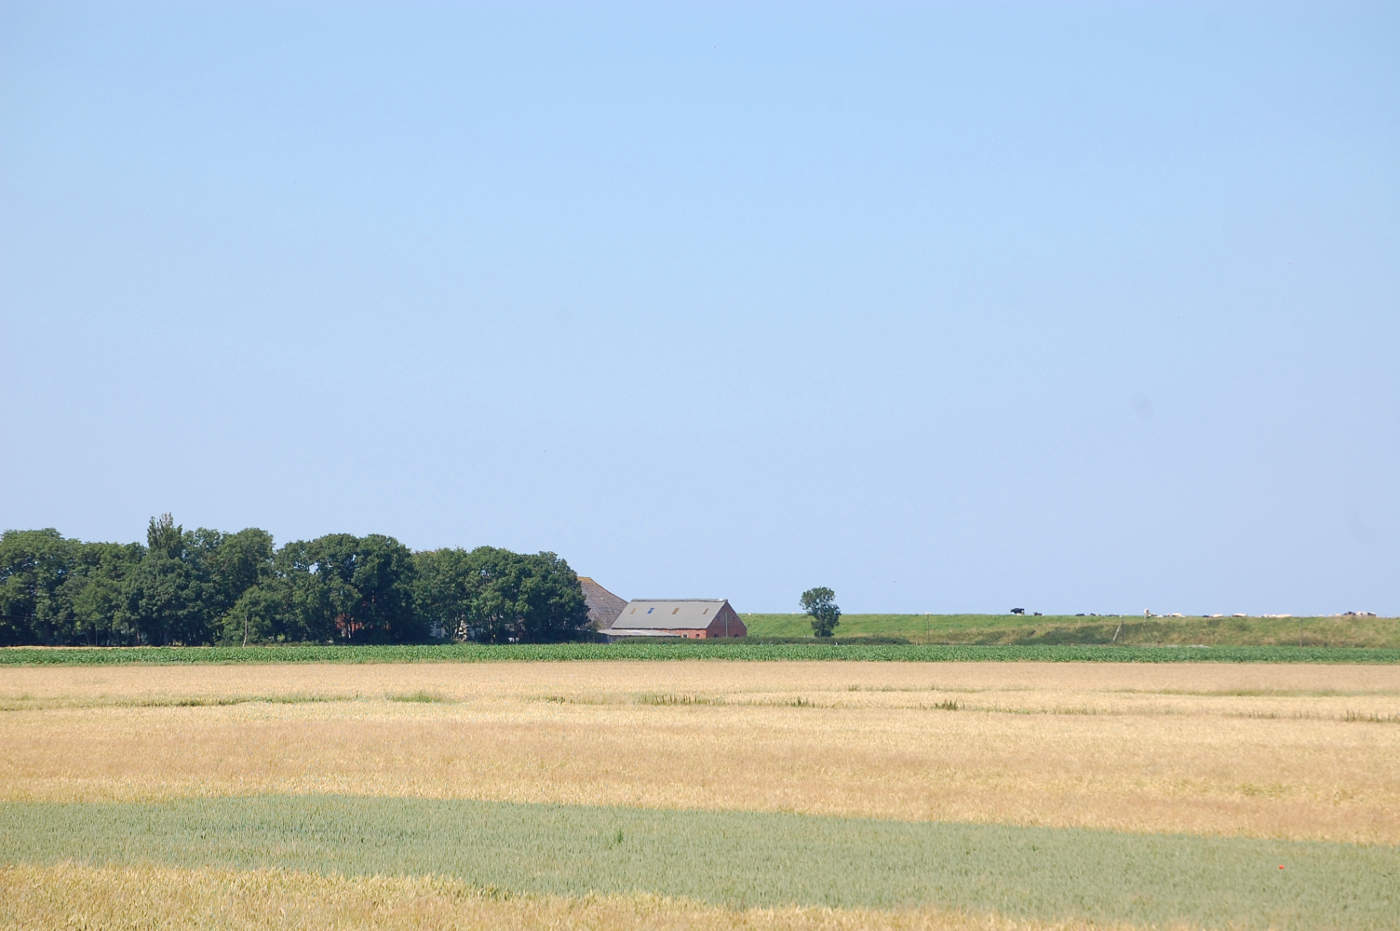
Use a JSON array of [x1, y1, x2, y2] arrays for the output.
[[2, 642, 1397, 666]]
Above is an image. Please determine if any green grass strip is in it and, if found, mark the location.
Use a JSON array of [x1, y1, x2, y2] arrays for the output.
[[3, 642, 1399, 666], [0, 796, 1394, 928], [744, 613, 1400, 648]]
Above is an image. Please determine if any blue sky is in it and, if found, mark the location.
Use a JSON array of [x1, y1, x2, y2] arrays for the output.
[[3, 2, 1397, 614]]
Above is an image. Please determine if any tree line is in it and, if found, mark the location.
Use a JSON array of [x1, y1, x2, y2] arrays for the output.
[[0, 515, 591, 646]]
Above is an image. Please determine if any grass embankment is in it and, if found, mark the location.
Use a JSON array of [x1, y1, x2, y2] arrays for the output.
[[742, 613, 1400, 647], [3, 795, 1396, 929], [4, 641, 1400, 665]]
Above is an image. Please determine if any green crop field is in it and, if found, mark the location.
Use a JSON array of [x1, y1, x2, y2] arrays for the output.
[[3, 641, 1400, 665], [3, 795, 1396, 929]]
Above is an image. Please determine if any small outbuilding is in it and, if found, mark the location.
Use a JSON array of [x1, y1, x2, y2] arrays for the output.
[[606, 599, 746, 640], [578, 577, 627, 631]]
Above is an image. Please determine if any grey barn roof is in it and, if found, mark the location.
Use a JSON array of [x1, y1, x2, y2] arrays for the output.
[[609, 599, 731, 631], [578, 577, 627, 630]]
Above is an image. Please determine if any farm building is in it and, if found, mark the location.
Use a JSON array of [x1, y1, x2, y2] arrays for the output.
[[606, 599, 746, 640], [578, 576, 627, 630]]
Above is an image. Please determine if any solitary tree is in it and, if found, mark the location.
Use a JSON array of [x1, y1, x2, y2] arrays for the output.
[[800, 586, 841, 638]]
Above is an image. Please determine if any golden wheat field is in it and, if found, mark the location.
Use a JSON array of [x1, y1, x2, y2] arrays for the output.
[[0, 863, 1107, 931], [3, 661, 1398, 842], [3, 660, 1398, 929]]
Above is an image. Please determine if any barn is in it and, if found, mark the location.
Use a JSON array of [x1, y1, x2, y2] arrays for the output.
[[606, 599, 746, 640], [578, 577, 627, 631]]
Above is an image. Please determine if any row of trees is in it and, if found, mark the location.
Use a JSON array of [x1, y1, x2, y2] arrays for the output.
[[0, 516, 590, 646]]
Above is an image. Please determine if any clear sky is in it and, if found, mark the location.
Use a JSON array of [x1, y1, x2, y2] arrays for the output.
[[3, 2, 1397, 615]]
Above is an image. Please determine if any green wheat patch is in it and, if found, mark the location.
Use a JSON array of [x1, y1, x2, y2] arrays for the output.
[[0, 796, 1395, 929]]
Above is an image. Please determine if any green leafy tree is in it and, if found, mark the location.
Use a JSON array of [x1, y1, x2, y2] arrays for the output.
[[208, 528, 274, 620], [414, 546, 589, 643], [412, 547, 474, 640], [462, 546, 522, 643], [220, 539, 326, 644], [221, 582, 287, 646], [0, 529, 80, 644], [119, 551, 206, 645], [63, 541, 143, 645], [800, 586, 841, 638], [272, 538, 335, 641], [118, 515, 231, 645], [343, 533, 422, 643], [1, 520, 590, 647], [146, 513, 184, 559], [514, 551, 590, 643], [255, 533, 422, 644]]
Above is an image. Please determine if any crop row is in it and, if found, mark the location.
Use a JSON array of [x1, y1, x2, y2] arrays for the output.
[[3, 642, 1398, 666]]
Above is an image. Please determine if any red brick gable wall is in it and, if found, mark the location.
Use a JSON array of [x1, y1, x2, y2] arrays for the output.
[[703, 604, 746, 638]]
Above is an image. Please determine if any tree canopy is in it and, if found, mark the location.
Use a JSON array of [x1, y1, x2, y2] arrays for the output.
[[413, 546, 590, 644], [0, 518, 591, 647], [800, 586, 841, 638]]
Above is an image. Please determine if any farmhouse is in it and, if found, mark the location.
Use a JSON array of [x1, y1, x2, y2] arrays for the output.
[[606, 599, 746, 640], [578, 576, 627, 630]]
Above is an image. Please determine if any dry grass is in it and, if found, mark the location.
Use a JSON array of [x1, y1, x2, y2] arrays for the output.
[[0, 862, 1117, 931], [2, 661, 1398, 844]]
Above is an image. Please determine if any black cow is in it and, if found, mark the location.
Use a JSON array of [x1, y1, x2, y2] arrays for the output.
[[1010, 607, 1025, 615]]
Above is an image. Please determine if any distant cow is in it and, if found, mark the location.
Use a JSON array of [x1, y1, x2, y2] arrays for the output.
[[1010, 608, 1025, 615]]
